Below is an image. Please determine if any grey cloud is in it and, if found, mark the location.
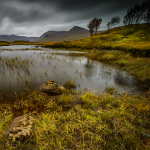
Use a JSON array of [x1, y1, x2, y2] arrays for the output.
[[0, 2, 48, 23], [0, 0, 147, 36]]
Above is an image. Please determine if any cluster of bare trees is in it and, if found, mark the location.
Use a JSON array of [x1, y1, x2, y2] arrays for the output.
[[87, 18, 102, 36], [123, 0, 150, 34], [87, 0, 150, 36], [87, 16, 120, 36], [143, 1, 150, 24], [107, 16, 121, 30]]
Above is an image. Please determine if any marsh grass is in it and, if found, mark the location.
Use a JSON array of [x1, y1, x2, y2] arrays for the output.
[[0, 56, 31, 70], [64, 79, 77, 90], [105, 86, 117, 95], [0, 88, 149, 149]]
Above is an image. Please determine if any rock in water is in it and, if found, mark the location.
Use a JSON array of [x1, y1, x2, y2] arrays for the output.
[[40, 80, 65, 94], [5, 115, 34, 143]]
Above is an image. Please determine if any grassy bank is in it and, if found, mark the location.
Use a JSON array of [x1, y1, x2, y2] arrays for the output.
[[0, 40, 44, 46], [0, 41, 10, 46], [51, 50, 150, 90], [0, 88, 150, 149]]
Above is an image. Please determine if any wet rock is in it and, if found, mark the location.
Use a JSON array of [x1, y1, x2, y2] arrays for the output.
[[40, 80, 65, 94], [5, 115, 34, 143], [113, 41, 118, 44]]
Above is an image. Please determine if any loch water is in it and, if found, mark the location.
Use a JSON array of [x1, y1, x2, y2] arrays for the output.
[[0, 45, 141, 103]]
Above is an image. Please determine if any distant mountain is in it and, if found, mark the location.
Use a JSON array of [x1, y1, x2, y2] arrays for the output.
[[36, 26, 90, 43], [0, 35, 38, 42], [45, 31, 67, 35], [39, 31, 67, 39]]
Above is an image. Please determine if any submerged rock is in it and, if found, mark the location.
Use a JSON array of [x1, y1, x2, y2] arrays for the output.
[[93, 48, 97, 51], [40, 80, 65, 94], [5, 115, 34, 143], [34, 45, 39, 48]]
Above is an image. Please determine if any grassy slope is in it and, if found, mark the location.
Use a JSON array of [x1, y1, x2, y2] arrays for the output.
[[44, 23, 150, 56]]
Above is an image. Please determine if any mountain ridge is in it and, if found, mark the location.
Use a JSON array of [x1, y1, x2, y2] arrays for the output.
[[35, 26, 90, 43], [0, 35, 38, 42]]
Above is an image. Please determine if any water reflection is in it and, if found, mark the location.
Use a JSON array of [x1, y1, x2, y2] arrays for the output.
[[114, 72, 139, 93]]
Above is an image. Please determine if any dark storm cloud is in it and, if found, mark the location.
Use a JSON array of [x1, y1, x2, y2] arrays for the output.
[[0, 1, 48, 23], [0, 0, 147, 36], [19, 0, 145, 11]]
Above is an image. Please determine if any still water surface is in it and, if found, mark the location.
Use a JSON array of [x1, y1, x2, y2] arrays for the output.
[[0, 45, 140, 103]]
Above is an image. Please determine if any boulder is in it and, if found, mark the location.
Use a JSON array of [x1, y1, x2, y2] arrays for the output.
[[40, 80, 65, 94], [5, 115, 34, 143]]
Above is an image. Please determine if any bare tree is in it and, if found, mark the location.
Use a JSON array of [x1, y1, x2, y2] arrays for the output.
[[87, 20, 95, 36], [87, 18, 102, 36], [106, 16, 120, 31], [142, 0, 150, 36], [123, 7, 137, 34], [111, 16, 121, 27], [142, 0, 150, 23], [133, 4, 145, 31], [123, 1, 149, 34], [107, 22, 111, 30], [93, 18, 102, 34]]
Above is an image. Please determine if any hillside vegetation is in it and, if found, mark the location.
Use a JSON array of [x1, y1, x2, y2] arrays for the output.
[[44, 24, 150, 57]]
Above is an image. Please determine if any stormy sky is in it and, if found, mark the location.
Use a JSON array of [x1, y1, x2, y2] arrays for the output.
[[0, 0, 146, 37]]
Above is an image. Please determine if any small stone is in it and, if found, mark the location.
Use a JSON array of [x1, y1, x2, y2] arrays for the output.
[[5, 115, 34, 143]]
